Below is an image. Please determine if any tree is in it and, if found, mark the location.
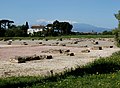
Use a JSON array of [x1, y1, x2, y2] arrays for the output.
[[16, 22, 29, 37], [115, 10, 120, 29], [114, 10, 120, 46], [59, 22, 73, 35], [5, 26, 25, 37], [21, 22, 29, 37], [53, 20, 60, 33], [52, 20, 73, 35], [25, 22, 29, 29], [5, 29, 14, 37], [0, 19, 14, 37], [102, 30, 112, 35], [0, 29, 6, 37], [4, 22, 29, 37]]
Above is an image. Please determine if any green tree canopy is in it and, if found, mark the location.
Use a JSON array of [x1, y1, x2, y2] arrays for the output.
[[114, 10, 120, 46], [52, 20, 73, 35], [115, 10, 120, 29], [44, 20, 73, 36], [4, 22, 29, 37]]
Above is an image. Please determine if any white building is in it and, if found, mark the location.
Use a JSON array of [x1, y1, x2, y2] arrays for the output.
[[27, 25, 45, 34]]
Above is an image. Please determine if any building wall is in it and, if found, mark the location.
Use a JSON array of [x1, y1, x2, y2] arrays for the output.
[[27, 28, 43, 34]]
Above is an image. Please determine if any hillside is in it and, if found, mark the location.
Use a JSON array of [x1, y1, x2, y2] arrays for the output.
[[73, 23, 111, 33]]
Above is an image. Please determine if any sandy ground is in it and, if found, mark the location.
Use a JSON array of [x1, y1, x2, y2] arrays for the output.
[[0, 38, 120, 78]]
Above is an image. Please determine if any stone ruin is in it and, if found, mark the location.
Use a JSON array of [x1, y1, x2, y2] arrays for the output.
[[91, 46, 102, 50], [10, 54, 53, 63], [92, 40, 99, 45], [81, 49, 90, 53], [7, 40, 12, 45], [41, 49, 74, 56], [22, 42, 28, 45], [103, 46, 113, 48]]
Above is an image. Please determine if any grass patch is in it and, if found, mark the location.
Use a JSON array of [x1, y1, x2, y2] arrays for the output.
[[0, 35, 114, 41], [0, 51, 120, 88], [61, 35, 114, 38]]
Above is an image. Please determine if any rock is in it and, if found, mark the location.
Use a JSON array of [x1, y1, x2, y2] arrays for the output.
[[103, 46, 113, 48], [17, 57, 26, 63], [39, 55, 47, 59], [10, 54, 54, 63], [67, 53, 75, 56], [56, 42, 59, 45], [79, 45, 87, 48], [110, 46, 113, 48], [81, 49, 90, 53], [38, 42, 42, 44], [64, 49, 70, 53], [46, 55, 53, 59], [10, 56, 26, 63], [41, 50, 49, 53], [24, 56, 32, 61], [32, 55, 40, 60], [98, 47, 102, 50], [45, 39, 48, 41], [41, 49, 71, 56], [59, 38, 62, 41], [57, 38, 63, 41], [73, 41, 78, 44], [92, 46, 102, 50], [23, 42, 28, 45], [32, 39, 34, 41], [62, 44, 66, 46], [95, 41, 99, 44], [59, 49, 63, 53], [7, 40, 12, 45], [92, 41, 99, 45]]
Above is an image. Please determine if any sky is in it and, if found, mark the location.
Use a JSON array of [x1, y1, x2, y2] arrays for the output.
[[0, 0, 120, 28]]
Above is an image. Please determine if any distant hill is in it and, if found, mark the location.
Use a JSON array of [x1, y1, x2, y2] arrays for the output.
[[72, 23, 111, 33]]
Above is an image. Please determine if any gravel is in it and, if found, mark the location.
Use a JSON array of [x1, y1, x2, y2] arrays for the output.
[[0, 38, 119, 78]]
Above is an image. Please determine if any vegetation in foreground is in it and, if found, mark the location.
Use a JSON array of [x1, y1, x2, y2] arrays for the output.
[[0, 51, 120, 88]]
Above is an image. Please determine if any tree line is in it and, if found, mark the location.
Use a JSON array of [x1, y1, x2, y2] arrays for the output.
[[0, 20, 73, 37], [0, 21, 29, 37]]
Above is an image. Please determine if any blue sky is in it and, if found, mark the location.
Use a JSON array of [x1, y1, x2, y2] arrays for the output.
[[0, 0, 120, 28]]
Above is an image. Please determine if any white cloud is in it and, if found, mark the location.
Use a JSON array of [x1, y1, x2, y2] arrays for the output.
[[36, 19, 78, 24], [36, 19, 52, 23]]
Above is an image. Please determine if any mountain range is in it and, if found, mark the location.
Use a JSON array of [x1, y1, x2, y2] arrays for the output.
[[72, 23, 111, 33]]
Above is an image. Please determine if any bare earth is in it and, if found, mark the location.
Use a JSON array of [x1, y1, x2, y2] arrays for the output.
[[0, 38, 120, 78]]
